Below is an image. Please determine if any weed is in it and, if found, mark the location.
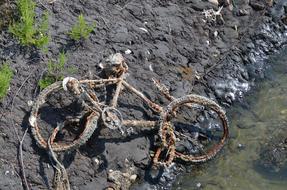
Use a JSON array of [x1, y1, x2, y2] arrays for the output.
[[9, 0, 49, 48], [39, 52, 77, 89], [0, 63, 13, 100], [69, 14, 96, 41]]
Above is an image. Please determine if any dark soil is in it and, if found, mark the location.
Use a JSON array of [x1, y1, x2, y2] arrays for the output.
[[0, 0, 287, 189]]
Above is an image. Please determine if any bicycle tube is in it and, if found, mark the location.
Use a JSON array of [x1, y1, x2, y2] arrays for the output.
[[29, 81, 100, 152], [159, 94, 229, 163]]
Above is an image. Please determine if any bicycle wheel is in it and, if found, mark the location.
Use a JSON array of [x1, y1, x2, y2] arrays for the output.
[[159, 94, 229, 163], [29, 81, 100, 152]]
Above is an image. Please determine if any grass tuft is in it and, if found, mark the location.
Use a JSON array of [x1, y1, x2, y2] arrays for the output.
[[9, 0, 49, 48], [69, 14, 96, 41], [39, 52, 77, 90], [0, 63, 13, 100]]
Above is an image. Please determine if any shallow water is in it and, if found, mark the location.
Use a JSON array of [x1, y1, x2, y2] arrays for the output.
[[174, 48, 287, 190]]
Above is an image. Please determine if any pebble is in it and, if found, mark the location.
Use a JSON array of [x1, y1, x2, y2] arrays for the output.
[[237, 143, 245, 149], [94, 158, 100, 165], [130, 174, 137, 181], [237, 9, 249, 16], [196, 182, 202, 188], [125, 49, 132, 55], [214, 30, 218, 37], [208, 0, 218, 6], [27, 100, 34, 107]]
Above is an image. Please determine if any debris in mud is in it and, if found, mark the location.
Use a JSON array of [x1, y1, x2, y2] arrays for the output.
[[0, 0, 287, 189], [202, 6, 224, 24], [29, 53, 229, 189], [107, 167, 137, 190]]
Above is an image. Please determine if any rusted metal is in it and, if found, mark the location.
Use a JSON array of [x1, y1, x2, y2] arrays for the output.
[[159, 94, 229, 163], [122, 80, 163, 113], [30, 82, 100, 152], [30, 53, 229, 177], [122, 120, 157, 128], [48, 135, 70, 190], [153, 122, 176, 166], [152, 78, 175, 102]]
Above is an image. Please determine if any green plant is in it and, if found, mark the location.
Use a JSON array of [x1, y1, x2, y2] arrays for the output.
[[69, 14, 96, 41], [39, 52, 76, 90], [9, 0, 49, 48], [0, 63, 13, 100]]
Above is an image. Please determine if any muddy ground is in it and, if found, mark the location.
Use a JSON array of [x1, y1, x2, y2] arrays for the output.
[[0, 0, 287, 189]]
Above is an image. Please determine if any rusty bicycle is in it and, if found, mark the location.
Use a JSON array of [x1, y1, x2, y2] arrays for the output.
[[29, 53, 229, 167]]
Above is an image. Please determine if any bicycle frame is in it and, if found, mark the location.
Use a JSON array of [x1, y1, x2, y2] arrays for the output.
[[80, 74, 166, 129], [29, 53, 229, 190], [30, 53, 228, 165]]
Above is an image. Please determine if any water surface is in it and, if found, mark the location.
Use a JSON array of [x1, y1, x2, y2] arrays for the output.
[[174, 48, 287, 190]]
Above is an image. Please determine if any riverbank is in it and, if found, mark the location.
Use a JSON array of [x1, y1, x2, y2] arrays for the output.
[[0, 0, 286, 189]]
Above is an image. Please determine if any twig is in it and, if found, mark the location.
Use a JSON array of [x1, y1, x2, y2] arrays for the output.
[[19, 128, 30, 190], [9, 71, 35, 190], [10, 71, 34, 141]]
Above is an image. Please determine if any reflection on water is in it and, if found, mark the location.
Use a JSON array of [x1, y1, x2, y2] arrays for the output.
[[174, 48, 287, 190]]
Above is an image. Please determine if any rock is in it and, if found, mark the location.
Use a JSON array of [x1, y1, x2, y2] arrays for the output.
[[236, 9, 249, 16], [196, 182, 202, 188], [125, 49, 132, 54], [130, 174, 137, 181], [208, 0, 218, 6], [249, 0, 265, 11], [107, 168, 137, 190]]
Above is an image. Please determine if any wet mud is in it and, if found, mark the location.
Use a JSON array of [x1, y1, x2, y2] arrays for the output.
[[0, 0, 287, 189]]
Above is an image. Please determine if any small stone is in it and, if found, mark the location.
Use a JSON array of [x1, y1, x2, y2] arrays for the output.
[[125, 49, 132, 55], [208, 0, 218, 6], [214, 30, 218, 37], [196, 182, 202, 188], [237, 143, 245, 149], [94, 158, 100, 165], [236, 9, 249, 16], [130, 174, 137, 181], [27, 100, 33, 107]]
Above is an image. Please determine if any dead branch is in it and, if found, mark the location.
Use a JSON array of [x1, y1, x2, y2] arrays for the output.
[[9, 71, 35, 190]]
